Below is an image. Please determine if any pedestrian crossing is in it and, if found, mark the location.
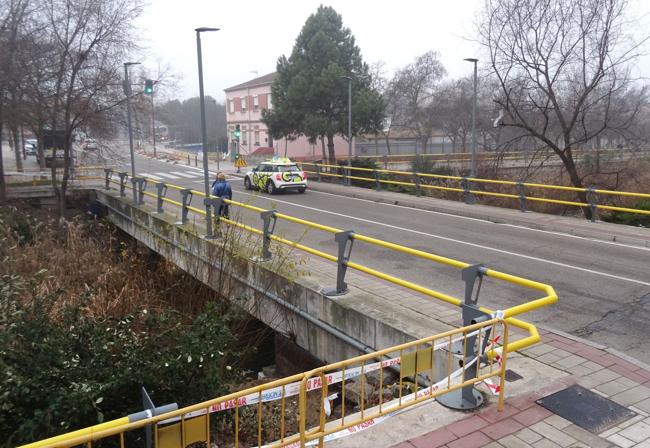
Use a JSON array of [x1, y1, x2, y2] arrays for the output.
[[138, 170, 241, 182]]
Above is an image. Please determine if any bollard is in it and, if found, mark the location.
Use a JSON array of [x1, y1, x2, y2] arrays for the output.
[[118, 172, 128, 197], [437, 264, 492, 411], [517, 181, 527, 212], [176, 189, 193, 225], [155, 182, 167, 213], [587, 187, 598, 223], [104, 168, 113, 190], [252, 210, 278, 262], [322, 231, 355, 297], [374, 169, 381, 191]]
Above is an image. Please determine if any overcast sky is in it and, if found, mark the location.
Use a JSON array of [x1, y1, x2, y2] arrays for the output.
[[137, 0, 650, 103]]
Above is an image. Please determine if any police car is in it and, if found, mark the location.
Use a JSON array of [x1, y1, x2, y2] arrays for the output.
[[244, 157, 307, 194]]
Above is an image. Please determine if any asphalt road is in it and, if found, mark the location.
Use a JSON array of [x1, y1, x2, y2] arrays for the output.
[[112, 151, 650, 364]]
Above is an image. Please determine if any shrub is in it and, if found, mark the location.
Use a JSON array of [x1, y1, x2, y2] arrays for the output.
[[601, 200, 650, 227]]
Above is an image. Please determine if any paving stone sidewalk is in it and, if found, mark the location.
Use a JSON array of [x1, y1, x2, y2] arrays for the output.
[[392, 329, 650, 448]]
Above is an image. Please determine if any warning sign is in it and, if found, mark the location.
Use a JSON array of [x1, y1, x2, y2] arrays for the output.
[[234, 155, 247, 171]]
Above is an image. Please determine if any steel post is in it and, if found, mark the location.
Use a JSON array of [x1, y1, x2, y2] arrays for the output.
[[316, 163, 322, 182], [461, 177, 474, 204], [203, 196, 222, 238], [413, 171, 421, 197], [517, 181, 527, 212], [437, 264, 491, 411], [104, 168, 113, 190], [347, 77, 352, 186], [177, 188, 193, 225], [322, 231, 355, 297], [155, 182, 167, 213], [123, 63, 138, 205], [374, 169, 381, 191], [118, 171, 128, 197], [252, 210, 278, 262], [132, 177, 147, 205], [587, 187, 598, 223]]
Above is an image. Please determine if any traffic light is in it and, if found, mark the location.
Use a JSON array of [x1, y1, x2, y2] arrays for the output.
[[144, 79, 154, 94], [234, 124, 241, 140]]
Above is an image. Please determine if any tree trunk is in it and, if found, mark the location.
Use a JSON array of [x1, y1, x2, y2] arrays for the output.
[[320, 136, 327, 163], [561, 149, 592, 220], [11, 126, 23, 172], [20, 126, 26, 160], [0, 114, 6, 202], [327, 133, 336, 164], [36, 128, 46, 169]]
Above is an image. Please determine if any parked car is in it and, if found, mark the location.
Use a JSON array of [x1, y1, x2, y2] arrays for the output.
[[244, 157, 307, 194], [83, 139, 99, 151], [37, 149, 77, 168], [24, 139, 37, 156]]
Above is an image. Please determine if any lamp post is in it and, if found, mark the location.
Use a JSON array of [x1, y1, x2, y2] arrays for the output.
[[151, 85, 156, 158], [123, 61, 140, 204], [341, 75, 352, 185], [195, 26, 220, 238], [464, 58, 478, 178]]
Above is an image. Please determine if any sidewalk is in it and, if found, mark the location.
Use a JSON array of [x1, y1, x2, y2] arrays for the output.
[[389, 329, 650, 448], [305, 181, 650, 249]]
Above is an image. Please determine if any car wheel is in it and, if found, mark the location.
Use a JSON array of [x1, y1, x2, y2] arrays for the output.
[[244, 176, 252, 190], [298, 188, 306, 194], [266, 181, 276, 195]]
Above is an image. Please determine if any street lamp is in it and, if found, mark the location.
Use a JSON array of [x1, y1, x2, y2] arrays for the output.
[[195, 26, 219, 238], [464, 58, 478, 178], [208, 97, 220, 170], [123, 61, 140, 204], [341, 75, 352, 185]]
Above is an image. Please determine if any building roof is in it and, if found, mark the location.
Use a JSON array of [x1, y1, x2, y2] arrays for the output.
[[224, 72, 276, 92]]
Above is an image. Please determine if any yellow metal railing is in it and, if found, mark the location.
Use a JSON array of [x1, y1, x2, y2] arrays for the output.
[[23, 319, 508, 448], [106, 174, 556, 354], [300, 161, 650, 218]]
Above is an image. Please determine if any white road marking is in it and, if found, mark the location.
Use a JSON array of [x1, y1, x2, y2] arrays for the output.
[[154, 172, 181, 179], [170, 171, 198, 178], [306, 189, 650, 252], [139, 172, 163, 180], [233, 190, 650, 287]]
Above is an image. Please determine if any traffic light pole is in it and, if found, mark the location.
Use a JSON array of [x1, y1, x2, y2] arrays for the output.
[[124, 62, 139, 205], [151, 89, 156, 158]]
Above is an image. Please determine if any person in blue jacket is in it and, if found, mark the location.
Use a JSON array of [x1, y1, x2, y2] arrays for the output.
[[211, 172, 232, 218]]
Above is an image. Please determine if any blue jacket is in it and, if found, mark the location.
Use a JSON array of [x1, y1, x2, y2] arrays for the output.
[[211, 180, 232, 200]]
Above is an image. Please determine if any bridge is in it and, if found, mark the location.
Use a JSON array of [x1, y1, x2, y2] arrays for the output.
[[8, 146, 650, 447]]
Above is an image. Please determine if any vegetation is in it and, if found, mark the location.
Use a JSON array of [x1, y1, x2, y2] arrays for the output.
[[0, 205, 249, 446], [262, 6, 385, 163], [602, 200, 650, 228]]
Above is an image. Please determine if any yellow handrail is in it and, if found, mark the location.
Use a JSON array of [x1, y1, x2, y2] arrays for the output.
[[299, 161, 650, 216], [108, 176, 558, 355]]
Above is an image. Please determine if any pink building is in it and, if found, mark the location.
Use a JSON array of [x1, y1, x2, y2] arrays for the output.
[[224, 72, 349, 161]]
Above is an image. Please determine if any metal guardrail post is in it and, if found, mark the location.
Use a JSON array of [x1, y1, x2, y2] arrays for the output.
[[202, 196, 222, 238], [187, 154, 191, 165], [118, 172, 128, 197], [155, 182, 167, 213], [322, 231, 355, 297], [135, 387, 179, 448], [252, 210, 278, 262], [104, 168, 113, 190], [195, 154, 198, 167], [438, 264, 492, 411], [374, 169, 381, 191], [517, 181, 527, 212], [461, 177, 475, 204], [341, 165, 348, 186], [316, 164, 322, 182], [383, 154, 388, 169], [132, 177, 147, 205], [176, 188, 193, 225], [413, 171, 421, 197], [587, 187, 598, 222]]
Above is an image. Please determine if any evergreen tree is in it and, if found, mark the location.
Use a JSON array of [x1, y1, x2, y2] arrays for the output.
[[262, 6, 384, 162]]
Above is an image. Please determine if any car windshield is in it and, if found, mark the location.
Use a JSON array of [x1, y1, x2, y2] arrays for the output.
[[277, 165, 300, 172]]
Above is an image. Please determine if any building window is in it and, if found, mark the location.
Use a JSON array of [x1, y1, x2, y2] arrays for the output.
[[229, 100, 234, 113], [268, 94, 272, 109], [253, 95, 259, 111], [240, 97, 246, 112], [254, 131, 260, 146]]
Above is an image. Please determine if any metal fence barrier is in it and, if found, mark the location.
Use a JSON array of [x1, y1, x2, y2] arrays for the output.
[[23, 319, 508, 448], [299, 161, 650, 221]]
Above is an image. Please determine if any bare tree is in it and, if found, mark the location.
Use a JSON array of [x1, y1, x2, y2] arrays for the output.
[[32, 0, 143, 218], [479, 0, 648, 218]]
